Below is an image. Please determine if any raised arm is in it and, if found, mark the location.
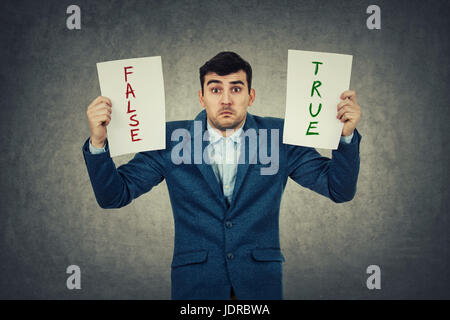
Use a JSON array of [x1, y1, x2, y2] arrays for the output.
[[82, 96, 165, 209], [286, 90, 362, 203], [286, 131, 361, 203]]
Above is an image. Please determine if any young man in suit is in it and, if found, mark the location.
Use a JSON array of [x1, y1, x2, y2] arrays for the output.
[[83, 52, 361, 299]]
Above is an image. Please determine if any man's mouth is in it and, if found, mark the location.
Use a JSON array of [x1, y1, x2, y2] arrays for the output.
[[220, 111, 233, 115]]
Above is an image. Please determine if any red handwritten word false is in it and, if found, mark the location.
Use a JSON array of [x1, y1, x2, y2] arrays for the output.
[[124, 66, 141, 142]]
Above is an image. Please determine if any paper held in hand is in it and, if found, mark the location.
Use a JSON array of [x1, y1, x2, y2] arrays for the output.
[[96, 56, 166, 157], [283, 50, 353, 150]]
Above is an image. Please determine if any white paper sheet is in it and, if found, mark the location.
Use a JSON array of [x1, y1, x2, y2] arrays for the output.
[[283, 50, 353, 150], [96, 56, 166, 157]]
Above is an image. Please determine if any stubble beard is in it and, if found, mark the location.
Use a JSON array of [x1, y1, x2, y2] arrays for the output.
[[210, 114, 245, 133]]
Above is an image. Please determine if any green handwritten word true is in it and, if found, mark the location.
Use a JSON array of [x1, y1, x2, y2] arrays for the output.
[[306, 61, 323, 136]]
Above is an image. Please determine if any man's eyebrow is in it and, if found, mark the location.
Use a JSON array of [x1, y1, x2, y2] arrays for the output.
[[206, 80, 246, 86], [206, 80, 222, 86], [230, 80, 245, 86]]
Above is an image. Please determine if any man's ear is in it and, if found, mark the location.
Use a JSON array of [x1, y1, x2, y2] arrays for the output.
[[198, 89, 205, 108], [248, 88, 256, 107]]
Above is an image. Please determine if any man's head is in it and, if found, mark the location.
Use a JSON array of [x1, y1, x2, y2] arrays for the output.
[[198, 52, 255, 135]]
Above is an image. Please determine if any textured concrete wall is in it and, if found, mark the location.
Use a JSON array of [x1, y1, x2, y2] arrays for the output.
[[0, 0, 448, 299]]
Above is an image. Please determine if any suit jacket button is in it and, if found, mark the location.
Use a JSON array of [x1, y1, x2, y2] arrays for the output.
[[225, 221, 233, 228], [227, 253, 234, 260]]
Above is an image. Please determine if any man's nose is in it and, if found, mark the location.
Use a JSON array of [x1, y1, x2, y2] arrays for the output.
[[221, 90, 231, 105]]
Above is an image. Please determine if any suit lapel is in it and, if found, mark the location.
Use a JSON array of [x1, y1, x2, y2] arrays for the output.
[[190, 110, 226, 208], [230, 112, 258, 206]]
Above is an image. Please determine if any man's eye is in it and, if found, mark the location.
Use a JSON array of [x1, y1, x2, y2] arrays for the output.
[[211, 88, 220, 93], [232, 87, 241, 93]]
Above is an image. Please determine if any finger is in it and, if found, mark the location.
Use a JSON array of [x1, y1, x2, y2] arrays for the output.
[[89, 103, 112, 115], [89, 96, 112, 109], [95, 110, 112, 122], [99, 104, 112, 114], [87, 108, 110, 122], [337, 99, 353, 111], [104, 116, 111, 126], [340, 114, 349, 122], [339, 111, 358, 122], [337, 106, 354, 119], [91, 101, 112, 112], [340, 90, 357, 104], [97, 115, 111, 126], [92, 113, 111, 123], [95, 96, 112, 106], [340, 113, 355, 123], [338, 103, 360, 117]]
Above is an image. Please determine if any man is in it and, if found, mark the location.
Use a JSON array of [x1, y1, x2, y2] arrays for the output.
[[83, 52, 361, 299]]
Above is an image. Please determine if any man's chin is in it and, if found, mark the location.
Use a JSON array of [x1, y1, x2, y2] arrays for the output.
[[216, 121, 241, 131]]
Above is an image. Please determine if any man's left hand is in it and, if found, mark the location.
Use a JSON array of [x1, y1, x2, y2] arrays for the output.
[[337, 90, 361, 136]]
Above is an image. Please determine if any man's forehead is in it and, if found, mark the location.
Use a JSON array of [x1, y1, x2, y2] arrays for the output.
[[205, 70, 247, 85]]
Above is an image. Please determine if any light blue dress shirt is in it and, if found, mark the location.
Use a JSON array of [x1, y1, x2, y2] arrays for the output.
[[206, 120, 244, 206], [89, 119, 354, 206]]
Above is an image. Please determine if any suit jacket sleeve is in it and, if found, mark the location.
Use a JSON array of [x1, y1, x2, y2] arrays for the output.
[[82, 138, 165, 209], [286, 129, 361, 203]]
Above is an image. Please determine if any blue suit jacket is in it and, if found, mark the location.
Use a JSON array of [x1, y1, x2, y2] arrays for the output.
[[82, 110, 361, 300]]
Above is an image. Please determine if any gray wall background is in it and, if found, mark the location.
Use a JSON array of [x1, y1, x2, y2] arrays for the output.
[[0, 0, 448, 299]]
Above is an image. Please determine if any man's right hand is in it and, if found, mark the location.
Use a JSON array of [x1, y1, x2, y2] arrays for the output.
[[86, 96, 112, 148]]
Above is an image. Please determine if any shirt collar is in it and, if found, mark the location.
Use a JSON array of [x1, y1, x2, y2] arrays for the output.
[[206, 118, 245, 144]]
